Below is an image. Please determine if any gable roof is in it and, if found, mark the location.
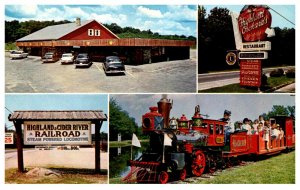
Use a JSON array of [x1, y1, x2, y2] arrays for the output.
[[17, 20, 119, 42], [8, 110, 107, 121]]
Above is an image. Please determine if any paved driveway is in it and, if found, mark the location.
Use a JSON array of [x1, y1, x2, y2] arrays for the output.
[[5, 50, 196, 93]]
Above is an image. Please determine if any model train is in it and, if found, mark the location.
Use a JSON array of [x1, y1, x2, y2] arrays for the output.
[[123, 96, 295, 184]]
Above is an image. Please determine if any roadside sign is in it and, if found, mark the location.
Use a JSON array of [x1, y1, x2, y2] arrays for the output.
[[5, 133, 14, 144], [239, 51, 268, 59], [241, 41, 271, 51], [238, 6, 272, 42], [226, 51, 238, 65], [23, 121, 92, 145], [240, 59, 262, 87]]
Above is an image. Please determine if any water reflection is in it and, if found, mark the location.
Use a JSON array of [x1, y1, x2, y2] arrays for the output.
[[109, 143, 149, 178]]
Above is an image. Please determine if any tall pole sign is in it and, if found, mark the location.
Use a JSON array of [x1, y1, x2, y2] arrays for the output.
[[234, 5, 274, 88]]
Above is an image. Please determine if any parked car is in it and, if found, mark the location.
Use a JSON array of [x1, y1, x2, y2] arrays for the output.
[[103, 56, 125, 74], [42, 52, 59, 63], [10, 50, 28, 59], [61, 53, 74, 64], [74, 53, 92, 68]]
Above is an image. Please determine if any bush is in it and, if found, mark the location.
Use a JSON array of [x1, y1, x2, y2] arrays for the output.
[[286, 69, 295, 78], [270, 69, 284, 77]]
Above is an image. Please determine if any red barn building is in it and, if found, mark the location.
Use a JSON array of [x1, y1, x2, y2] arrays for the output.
[[16, 18, 195, 65]]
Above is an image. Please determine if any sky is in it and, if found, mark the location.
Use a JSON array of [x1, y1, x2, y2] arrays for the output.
[[204, 5, 295, 29], [5, 94, 108, 133], [5, 5, 197, 37], [111, 94, 295, 126]]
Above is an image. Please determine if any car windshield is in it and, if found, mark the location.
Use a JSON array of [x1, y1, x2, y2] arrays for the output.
[[11, 51, 22, 54], [77, 54, 88, 58], [62, 54, 72, 57], [107, 57, 121, 62], [45, 53, 53, 56]]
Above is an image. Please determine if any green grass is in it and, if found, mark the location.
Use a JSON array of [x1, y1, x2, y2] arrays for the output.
[[199, 76, 295, 93], [5, 42, 17, 50], [109, 139, 149, 148], [5, 168, 108, 184], [197, 151, 295, 184], [109, 177, 126, 184], [267, 76, 295, 88]]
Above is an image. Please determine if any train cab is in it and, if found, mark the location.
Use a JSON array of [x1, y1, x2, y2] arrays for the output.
[[192, 119, 226, 147]]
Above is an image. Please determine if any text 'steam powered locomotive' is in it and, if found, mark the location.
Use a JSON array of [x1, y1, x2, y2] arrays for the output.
[[123, 96, 295, 184]]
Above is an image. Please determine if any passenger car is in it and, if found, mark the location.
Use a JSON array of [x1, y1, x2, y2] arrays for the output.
[[60, 53, 74, 64], [10, 50, 28, 59], [103, 56, 125, 74], [42, 52, 59, 63], [74, 53, 92, 68]]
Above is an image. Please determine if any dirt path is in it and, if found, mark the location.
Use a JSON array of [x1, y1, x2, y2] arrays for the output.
[[5, 148, 108, 170]]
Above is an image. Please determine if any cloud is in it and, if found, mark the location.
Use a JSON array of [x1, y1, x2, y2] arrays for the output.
[[137, 6, 163, 18], [91, 13, 127, 25], [5, 5, 196, 36], [164, 5, 196, 22], [6, 5, 38, 18]]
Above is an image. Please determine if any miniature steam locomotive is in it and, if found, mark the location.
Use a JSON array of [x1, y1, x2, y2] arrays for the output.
[[123, 96, 295, 184]]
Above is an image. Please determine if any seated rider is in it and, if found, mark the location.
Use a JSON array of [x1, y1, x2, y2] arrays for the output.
[[220, 110, 234, 145]]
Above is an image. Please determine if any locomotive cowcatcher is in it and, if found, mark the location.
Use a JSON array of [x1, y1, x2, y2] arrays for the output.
[[122, 96, 295, 184]]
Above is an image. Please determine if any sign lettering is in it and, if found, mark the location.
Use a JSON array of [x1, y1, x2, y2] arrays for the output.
[[5, 133, 14, 144], [238, 6, 272, 42], [240, 59, 262, 87], [24, 121, 92, 145]]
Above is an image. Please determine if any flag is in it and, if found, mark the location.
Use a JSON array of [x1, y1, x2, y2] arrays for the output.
[[164, 133, 172, 146], [132, 133, 141, 147]]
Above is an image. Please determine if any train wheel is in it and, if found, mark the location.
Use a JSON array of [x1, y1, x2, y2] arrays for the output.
[[191, 150, 206, 177], [179, 168, 187, 181], [158, 171, 169, 184]]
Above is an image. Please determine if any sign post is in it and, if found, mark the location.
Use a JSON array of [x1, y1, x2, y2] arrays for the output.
[[8, 110, 107, 174]]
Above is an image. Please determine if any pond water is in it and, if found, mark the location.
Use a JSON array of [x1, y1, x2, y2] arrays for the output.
[[109, 142, 149, 179]]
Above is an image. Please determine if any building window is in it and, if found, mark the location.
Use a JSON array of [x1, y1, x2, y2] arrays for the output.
[[95, 30, 101, 36], [88, 29, 94, 36]]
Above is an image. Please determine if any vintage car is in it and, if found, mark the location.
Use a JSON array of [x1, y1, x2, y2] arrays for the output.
[[74, 53, 92, 68], [103, 56, 125, 74], [42, 52, 59, 63], [9, 50, 28, 59], [60, 53, 74, 64]]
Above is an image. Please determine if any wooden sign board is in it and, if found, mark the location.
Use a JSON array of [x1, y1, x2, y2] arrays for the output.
[[240, 59, 262, 87], [23, 121, 92, 145]]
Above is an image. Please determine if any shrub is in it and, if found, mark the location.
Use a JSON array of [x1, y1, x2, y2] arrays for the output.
[[286, 69, 295, 78], [270, 69, 284, 77]]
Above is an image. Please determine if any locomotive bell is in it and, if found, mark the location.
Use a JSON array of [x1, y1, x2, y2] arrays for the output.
[[192, 105, 203, 127], [157, 95, 173, 129]]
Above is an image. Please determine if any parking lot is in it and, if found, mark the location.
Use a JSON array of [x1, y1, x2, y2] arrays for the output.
[[5, 50, 196, 93]]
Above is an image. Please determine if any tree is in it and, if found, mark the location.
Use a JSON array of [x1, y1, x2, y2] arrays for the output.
[[109, 98, 139, 141], [262, 105, 295, 120]]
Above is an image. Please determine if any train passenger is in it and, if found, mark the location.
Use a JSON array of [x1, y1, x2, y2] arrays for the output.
[[263, 121, 271, 150], [259, 115, 265, 127], [252, 119, 259, 132], [279, 127, 284, 146], [220, 110, 234, 144], [235, 121, 242, 131], [241, 118, 252, 135], [257, 122, 264, 132]]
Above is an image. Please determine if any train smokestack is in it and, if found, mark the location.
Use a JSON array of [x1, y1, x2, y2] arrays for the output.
[[157, 94, 173, 128]]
